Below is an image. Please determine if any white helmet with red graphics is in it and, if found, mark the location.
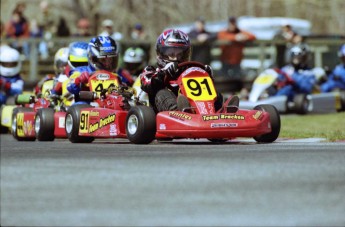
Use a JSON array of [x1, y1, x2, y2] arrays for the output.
[[155, 29, 191, 68], [0, 46, 22, 77]]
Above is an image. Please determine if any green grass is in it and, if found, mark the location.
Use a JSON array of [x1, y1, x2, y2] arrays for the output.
[[280, 112, 345, 142]]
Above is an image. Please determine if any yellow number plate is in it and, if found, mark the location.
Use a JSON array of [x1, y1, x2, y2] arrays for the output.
[[79, 111, 90, 133], [255, 74, 276, 85], [17, 113, 24, 137], [182, 77, 217, 101]]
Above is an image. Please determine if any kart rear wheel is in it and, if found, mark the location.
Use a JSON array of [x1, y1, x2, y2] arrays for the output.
[[126, 106, 156, 144], [253, 104, 280, 143], [65, 104, 94, 143], [35, 108, 55, 141], [293, 94, 310, 114], [11, 107, 36, 141]]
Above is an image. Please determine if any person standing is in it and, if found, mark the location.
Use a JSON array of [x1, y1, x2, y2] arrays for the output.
[[217, 16, 256, 90], [188, 17, 216, 65]]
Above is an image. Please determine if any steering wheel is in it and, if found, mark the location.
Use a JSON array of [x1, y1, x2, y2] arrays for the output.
[[177, 61, 206, 70]]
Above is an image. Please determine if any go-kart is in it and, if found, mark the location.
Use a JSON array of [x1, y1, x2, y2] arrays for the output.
[[239, 69, 345, 114], [64, 70, 146, 143], [125, 61, 281, 144]]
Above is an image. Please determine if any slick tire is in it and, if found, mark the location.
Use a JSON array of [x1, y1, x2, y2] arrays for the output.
[[35, 108, 55, 141], [253, 104, 281, 143], [65, 104, 94, 143], [293, 94, 310, 115], [126, 106, 156, 144]]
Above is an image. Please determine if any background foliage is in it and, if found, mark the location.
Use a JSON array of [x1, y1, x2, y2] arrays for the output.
[[1, 0, 345, 41]]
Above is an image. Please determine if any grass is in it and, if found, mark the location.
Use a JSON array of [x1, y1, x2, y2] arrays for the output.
[[279, 112, 345, 142]]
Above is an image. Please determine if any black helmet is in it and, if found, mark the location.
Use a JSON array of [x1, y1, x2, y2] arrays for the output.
[[289, 43, 310, 69], [88, 36, 119, 72], [156, 29, 191, 68]]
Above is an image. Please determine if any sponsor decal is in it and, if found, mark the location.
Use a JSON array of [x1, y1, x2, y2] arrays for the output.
[[100, 46, 115, 51], [90, 111, 100, 117], [181, 67, 206, 77], [252, 111, 263, 120], [196, 102, 208, 114], [169, 111, 192, 121], [89, 114, 116, 133], [24, 121, 33, 135], [96, 74, 110, 80], [109, 124, 117, 136], [159, 124, 166, 130], [211, 123, 238, 128], [59, 117, 65, 128], [203, 114, 245, 121]]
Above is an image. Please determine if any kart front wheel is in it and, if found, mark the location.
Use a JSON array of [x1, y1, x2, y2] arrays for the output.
[[293, 94, 310, 114], [126, 106, 156, 144], [253, 104, 280, 143], [35, 108, 55, 141], [65, 104, 94, 143]]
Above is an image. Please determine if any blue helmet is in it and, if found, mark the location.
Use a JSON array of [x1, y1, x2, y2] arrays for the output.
[[68, 41, 89, 69], [88, 36, 119, 72]]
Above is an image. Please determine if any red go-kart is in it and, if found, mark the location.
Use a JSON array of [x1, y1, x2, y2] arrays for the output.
[[64, 70, 140, 143], [125, 61, 281, 144]]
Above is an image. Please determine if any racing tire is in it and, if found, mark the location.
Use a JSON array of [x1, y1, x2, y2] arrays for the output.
[[253, 104, 280, 143], [293, 94, 310, 115], [65, 104, 94, 143], [126, 106, 156, 144], [155, 89, 177, 112], [11, 107, 36, 141], [35, 108, 55, 141]]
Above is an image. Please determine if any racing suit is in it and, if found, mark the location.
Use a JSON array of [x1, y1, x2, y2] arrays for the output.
[[320, 64, 345, 92], [0, 74, 24, 106], [274, 65, 317, 101]]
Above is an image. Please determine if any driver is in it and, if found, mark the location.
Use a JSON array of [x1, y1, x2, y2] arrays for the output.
[[140, 29, 224, 112]]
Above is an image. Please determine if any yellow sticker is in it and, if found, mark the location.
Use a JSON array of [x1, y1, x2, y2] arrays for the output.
[[90, 79, 118, 96], [255, 74, 276, 85], [17, 113, 24, 137], [182, 77, 217, 101], [79, 111, 90, 133]]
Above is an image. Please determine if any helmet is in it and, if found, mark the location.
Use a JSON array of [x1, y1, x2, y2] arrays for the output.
[[68, 41, 89, 69], [156, 29, 191, 68], [88, 36, 118, 72], [123, 47, 146, 74], [54, 47, 69, 74], [0, 46, 21, 77], [289, 43, 310, 68]]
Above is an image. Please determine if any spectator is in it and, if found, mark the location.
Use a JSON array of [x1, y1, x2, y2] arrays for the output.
[[74, 18, 91, 37], [56, 17, 70, 37], [130, 23, 148, 40], [36, 1, 58, 40], [275, 24, 303, 66], [29, 19, 49, 59], [217, 16, 256, 86], [188, 17, 216, 65], [99, 19, 122, 41], [5, 10, 30, 58]]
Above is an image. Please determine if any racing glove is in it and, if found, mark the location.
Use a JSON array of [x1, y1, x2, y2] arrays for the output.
[[0, 78, 11, 92], [162, 62, 178, 79]]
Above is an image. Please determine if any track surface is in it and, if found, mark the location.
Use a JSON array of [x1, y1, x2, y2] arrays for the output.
[[1, 134, 345, 226]]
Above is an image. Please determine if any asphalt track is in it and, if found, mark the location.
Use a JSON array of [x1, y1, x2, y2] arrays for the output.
[[1, 134, 345, 226]]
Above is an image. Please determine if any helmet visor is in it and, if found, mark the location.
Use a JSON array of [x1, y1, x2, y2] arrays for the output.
[[159, 46, 190, 63], [94, 56, 118, 72], [0, 61, 18, 68]]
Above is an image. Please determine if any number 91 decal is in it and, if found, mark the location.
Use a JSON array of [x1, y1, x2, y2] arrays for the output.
[[182, 77, 217, 101]]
